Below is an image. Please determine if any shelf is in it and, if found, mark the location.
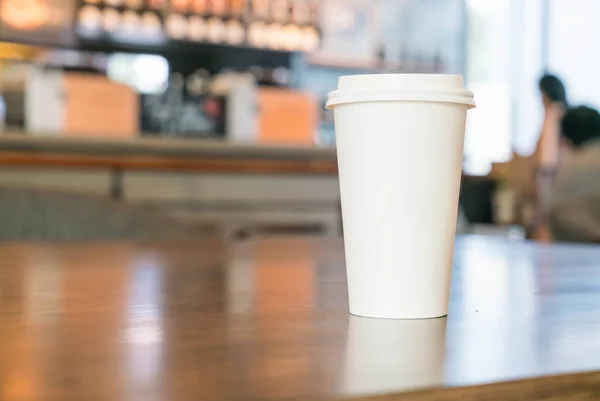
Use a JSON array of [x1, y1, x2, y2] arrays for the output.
[[77, 35, 296, 56]]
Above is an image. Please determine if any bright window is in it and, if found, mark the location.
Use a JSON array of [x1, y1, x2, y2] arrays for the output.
[[548, 0, 600, 108], [464, 0, 545, 175]]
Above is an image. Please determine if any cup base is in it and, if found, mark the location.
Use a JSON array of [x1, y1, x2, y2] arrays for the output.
[[349, 311, 448, 321]]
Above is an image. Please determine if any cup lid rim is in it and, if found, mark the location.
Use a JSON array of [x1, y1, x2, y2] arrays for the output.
[[326, 89, 476, 109], [327, 73, 475, 109]]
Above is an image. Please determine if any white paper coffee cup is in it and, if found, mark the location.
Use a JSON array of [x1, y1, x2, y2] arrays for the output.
[[327, 74, 475, 319]]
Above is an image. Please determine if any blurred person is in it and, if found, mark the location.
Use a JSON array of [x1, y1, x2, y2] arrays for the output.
[[535, 74, 568, 202], [536, 74, 568, 167], [547, 105, 600, 242], [527, 74, 568, 240]]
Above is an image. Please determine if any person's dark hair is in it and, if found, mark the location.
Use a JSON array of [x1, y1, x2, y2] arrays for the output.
[[539, 74, 568, 105], [561, 106, 600, 148]]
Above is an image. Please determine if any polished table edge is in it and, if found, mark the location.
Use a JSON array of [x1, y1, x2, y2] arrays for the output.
[[317, 371, 600, 401]]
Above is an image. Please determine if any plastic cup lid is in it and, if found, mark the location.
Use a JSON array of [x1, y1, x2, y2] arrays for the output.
[[326, 74, 475, 109]]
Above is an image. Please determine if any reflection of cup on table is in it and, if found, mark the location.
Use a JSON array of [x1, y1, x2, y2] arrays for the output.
[[327, 74, 475, 319], [338, 316, 447, 396]]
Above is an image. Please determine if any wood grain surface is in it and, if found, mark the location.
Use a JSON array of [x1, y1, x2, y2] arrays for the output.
[[0, 236, 599, 400]]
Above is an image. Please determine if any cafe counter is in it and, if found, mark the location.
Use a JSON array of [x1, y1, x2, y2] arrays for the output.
[[0, 134, 341, 236]]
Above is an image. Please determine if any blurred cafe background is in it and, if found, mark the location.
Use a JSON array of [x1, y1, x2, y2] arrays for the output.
[[0, 0, 597, 242]]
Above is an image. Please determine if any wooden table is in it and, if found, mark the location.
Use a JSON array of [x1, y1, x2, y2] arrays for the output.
[[1, 236, 600, 400]]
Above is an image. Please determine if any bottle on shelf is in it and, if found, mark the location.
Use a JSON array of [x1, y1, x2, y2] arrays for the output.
[[251, 0, 269, 20], [291, 0, 309, 24], [225, 19, 245, 45], [193, 0, 208, 14], [281, 23, 300, 51], [271, 66, 290, 86], [271, 0, 288, 23], [126, 0, 144, 9], [208, 0, 228, 17], [122, 10, 141, 32], [171, 0, 190, 13], [141, 11, 162, 35], [248, 65, 264, 82], [165, 13, 188, 39], [230, 0, 246, 17], [78, 5, 103, 32], [266, 22, 282, 49], [186, 69, 211, 95], [188, 16, 207, 41], [148, 0, 165, 11], [102, 8, 121, 32], [206, 17, 226, 42], [251, 67, 289, 86], [247, 20, 267, 47]]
